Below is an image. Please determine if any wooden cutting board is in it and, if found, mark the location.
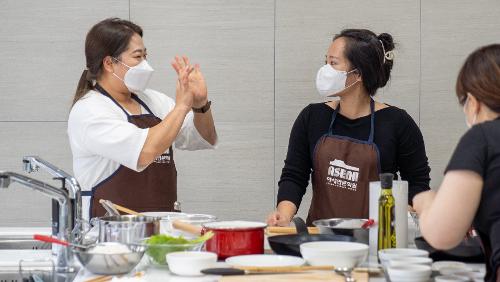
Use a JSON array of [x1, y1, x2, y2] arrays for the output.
[[266, 226, 320, 236], [220, 271, 368, 281]]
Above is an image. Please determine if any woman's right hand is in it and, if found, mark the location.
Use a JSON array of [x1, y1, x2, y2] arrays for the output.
[[171, 56, 195, 112], [266, 210, 292, 227]]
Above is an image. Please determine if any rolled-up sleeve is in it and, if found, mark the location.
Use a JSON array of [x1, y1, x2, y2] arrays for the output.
[[81, 112, 148, 172], [174, 110, 217, 151]]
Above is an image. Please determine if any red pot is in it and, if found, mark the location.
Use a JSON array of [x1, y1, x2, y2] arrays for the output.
[[202, 221, 267, 260]]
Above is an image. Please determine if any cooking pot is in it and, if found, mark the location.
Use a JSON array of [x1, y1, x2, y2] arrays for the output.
[[97, 215, 160, 243], [202, 221, 267, 259], [172, 220, 266, 259]]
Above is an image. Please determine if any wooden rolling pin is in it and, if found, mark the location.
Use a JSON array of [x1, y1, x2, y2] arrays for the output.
[[237, 265, 334, 272], [266, 226, 320, 235], [112, 203, 142, 216], [172, 219, 203, 235]]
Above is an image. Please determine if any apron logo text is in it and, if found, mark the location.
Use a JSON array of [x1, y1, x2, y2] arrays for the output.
[[154, 153, 171, 164], [326, 159, 359, 191]]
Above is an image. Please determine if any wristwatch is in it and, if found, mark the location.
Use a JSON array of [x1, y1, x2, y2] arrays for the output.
[[192, 100, 211, 113]]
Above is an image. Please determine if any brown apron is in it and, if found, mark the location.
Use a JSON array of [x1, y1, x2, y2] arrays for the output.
[[82, 84, 177, 218], [307, 99, 381, 225]]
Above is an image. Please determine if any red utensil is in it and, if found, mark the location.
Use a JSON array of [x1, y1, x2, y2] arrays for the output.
[[361, 219, 375, 229], [33, 234, 91, 249]]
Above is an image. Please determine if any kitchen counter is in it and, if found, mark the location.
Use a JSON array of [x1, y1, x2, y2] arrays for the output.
[[0, 223, 487, 281], [73, 259, 222, 282]]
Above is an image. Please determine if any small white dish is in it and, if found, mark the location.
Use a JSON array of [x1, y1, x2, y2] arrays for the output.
[[387, 256, 433, 267], [378, 248, 429, 259], [432, 261, 469, 272], [450, 271, 485, 281], [387, 264, 432, 282], [166, 251, 217, 276], [225, 255, 305, 268], [300, 241, 368, 268], [435, 275, 470, 282]]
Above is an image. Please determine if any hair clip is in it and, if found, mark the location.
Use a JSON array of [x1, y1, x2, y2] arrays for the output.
[[385, 50, 395, 61], [379, 40, 394, 63]]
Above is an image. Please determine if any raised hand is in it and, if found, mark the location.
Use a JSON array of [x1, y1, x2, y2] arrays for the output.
[[172, 56, 208, 108], [171, 56, 195, 111]]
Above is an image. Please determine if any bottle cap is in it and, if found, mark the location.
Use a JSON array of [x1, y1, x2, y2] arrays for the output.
[[380, 173, 394, 189]]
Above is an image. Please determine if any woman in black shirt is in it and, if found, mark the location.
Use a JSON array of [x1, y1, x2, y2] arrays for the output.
[[267, 29, 431, 226], [414, 44, 500, 282]]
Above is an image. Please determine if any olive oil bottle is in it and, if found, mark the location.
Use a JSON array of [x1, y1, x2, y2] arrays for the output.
[[378, 173, 396, 251]]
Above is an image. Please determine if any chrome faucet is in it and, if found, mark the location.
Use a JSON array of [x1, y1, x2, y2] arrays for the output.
[[22, 156, 83, 237], [0, 171, 74, 272]]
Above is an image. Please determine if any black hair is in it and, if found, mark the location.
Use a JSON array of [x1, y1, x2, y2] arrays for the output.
[[333, 29, 395, 96], [73, 18, 143, 106]]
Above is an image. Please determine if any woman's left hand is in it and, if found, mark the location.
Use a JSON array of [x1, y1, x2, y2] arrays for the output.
[[174, 56, 208, 108], [189, 64, 208, 108]]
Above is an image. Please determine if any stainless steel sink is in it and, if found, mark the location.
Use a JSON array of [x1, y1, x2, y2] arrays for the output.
[[0, 269, 77, 282], [0, 239, 51, 250], [0, 270, 27, 282]]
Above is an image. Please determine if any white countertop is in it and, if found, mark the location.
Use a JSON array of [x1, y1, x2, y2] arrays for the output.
[[0, 223, 487, 281]]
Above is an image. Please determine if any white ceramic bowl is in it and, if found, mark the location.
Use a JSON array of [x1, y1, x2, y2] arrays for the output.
[[387, 264, 432, 282], [166, 251, 217, 276], [439, 267, 474, 276], [299, 241, 368, 268], [454, 271, 485, 281], [378, 248, 429, 267], [387, 256, 433, 267]]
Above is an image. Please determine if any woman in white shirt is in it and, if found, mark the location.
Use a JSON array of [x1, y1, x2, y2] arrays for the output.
[[68, 18, 217, 219]]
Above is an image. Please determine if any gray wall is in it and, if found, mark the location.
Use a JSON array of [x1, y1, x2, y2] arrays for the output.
[[1, 0, 499, 226]]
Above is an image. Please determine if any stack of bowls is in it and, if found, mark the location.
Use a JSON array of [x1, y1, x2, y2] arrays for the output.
[[387, 264, 432, 282], [379, 248, 431, 282], [433, 261, 485, 282]]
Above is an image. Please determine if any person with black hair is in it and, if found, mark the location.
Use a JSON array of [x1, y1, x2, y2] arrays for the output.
[[267, 29, 431, 226], [68, 18, 217, 219]]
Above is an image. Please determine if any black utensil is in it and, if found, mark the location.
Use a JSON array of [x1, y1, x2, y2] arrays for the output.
[[268, 217, 356, 257]]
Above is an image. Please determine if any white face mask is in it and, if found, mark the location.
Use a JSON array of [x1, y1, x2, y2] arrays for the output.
[[463, 97, 477, 128], [315, 64, 358, 97], [113, 58, 154, 93]]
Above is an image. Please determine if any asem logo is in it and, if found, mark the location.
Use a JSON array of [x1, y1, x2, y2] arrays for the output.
[[154, 152, 171, 164], [328, 159, 359, 182], [326, 159, 359, 191]]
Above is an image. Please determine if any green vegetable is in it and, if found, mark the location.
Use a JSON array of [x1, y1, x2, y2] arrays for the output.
[[145, 232, 214, 264]]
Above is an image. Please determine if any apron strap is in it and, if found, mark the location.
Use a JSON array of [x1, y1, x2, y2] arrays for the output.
[[368, 98, 375, 143], [94, 84, 131, 118], [328, 98, 376, 144], [81, 191, 92, 197], [327, 102, 341, 135], [94, 84, 156, 117], [131, 94, 155, 115]]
